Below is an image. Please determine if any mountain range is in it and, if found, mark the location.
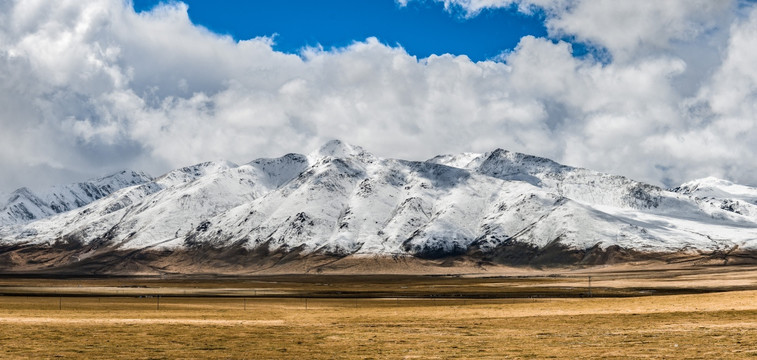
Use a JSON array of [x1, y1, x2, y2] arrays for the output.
[[1, 140, 756, 274]]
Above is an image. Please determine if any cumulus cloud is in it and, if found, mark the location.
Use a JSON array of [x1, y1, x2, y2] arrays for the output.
[[1, 0, 757, 192]]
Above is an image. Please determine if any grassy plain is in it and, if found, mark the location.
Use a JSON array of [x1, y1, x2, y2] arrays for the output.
[[1, 264, 756, 359]]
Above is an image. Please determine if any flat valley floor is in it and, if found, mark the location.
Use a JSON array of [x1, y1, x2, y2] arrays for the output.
[[1, 263, 756, 359]]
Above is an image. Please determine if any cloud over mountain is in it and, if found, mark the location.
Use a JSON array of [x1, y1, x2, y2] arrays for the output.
[[1, 0, 756, 193]]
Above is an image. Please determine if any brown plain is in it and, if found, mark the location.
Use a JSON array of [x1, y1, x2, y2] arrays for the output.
[[1, 263, 756, 359]]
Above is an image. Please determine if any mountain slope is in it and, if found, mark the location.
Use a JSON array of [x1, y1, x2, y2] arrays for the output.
[[1, 140, 756, 274]]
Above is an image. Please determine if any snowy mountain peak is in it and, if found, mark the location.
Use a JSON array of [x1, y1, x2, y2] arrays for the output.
[[249, 153, 307, 169], [674, 177, 757, 204], [426, 152, 484, 169], [87, 170, 153, 190], [247, 153, 310, 188], [8, 187, 35, 199], [475, 149, 568, 186], [309, 140, 374, 162], [155, 160, 238, 187], [483, 149, 565, 170], [675, 177, 734, 193]]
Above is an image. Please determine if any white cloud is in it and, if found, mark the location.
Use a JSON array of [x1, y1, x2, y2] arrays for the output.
[[544, 0, 735, 62], [0, 0, 757, 192]]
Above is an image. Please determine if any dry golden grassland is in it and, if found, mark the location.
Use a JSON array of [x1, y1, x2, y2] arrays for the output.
[[0, 265, 756, 359]]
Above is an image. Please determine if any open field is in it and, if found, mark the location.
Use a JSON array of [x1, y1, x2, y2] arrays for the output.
[[1, 264, 757, 359]]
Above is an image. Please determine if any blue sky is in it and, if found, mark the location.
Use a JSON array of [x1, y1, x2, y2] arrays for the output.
[[132, 0, 547, 61]]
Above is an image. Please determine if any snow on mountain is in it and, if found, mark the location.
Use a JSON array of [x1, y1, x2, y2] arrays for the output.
[[2, 140, 756, 270], [0, 170, 152, 226], [5, 155, 311, 251], [672, 177, 757, 221], [427, 152, 484, 169], [155, 160, 238, 188], [674, 177, 757, 205]]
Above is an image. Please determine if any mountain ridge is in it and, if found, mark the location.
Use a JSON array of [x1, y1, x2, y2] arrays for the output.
[[1, 140, 756, 274], [0, 170, 153, 226]]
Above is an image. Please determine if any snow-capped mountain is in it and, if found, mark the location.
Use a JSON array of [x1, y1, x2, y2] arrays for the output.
[[1, 140, 756, 273], [0, 170, 152, 226]]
